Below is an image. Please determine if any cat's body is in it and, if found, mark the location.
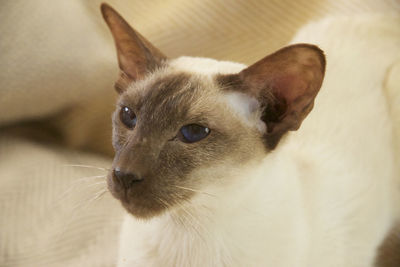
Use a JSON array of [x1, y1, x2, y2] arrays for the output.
[[100, 5, 400, 267]]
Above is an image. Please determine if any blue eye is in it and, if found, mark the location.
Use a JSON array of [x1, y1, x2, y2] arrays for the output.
[[179, 124, 210, 143], [120, 106, 137, 129]]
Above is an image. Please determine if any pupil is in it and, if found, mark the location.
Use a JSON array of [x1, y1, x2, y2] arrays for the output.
[[180, 124, 210, 143], [124, 107, 134, 118], [120, 106, 136, 129]]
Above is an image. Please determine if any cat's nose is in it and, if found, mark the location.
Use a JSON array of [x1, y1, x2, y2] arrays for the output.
[[113, 168, 143, 187]]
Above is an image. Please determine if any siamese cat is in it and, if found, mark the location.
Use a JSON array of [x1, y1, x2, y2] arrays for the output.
[[100, 3, 400, 267]]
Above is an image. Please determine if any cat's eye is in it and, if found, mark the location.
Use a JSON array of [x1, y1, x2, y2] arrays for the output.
[[120, 106, 137, 129], [178, 124, 210, 143]]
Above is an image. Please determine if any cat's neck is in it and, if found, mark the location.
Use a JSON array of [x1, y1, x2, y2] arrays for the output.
[[145, 149, 310, 265]]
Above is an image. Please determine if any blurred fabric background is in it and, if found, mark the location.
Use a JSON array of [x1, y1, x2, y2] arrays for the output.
[[1, 0, 399, 266]]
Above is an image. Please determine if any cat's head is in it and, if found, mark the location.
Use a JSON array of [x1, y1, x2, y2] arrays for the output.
[[101, 4, 325, 219]]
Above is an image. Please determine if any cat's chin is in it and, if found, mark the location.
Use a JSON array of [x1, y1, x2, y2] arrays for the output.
[[120, 198, 167, 219], [107, 179, 167, 219], [107, 172, 194, 219]]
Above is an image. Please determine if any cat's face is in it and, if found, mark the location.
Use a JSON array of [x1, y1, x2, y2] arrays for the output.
[[109, 67, 267, 218], [101, 4, 325, 218]]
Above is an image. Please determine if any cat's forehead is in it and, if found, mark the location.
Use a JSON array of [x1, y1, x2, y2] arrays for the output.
[[133, 71, 197, 105], [120, 56, 242, 111], [123, 71, 204, 112], [122, 56, 246, 100], [118, 57, 260, 129]]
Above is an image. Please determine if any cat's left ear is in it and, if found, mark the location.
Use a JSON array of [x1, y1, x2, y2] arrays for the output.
[[101, 3, 167, 93], [218, 44, 326, 149]]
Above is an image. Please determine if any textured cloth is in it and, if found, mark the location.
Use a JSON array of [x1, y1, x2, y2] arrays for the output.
[[1, 0, 399, 266]]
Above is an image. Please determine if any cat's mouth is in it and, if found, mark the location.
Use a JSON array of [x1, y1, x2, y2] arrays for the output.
[[107, 171, 194, 219], [106, 171, 164, 218]]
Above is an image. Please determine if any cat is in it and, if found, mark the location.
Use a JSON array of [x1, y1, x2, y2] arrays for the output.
[[100, 3, 400, 267]]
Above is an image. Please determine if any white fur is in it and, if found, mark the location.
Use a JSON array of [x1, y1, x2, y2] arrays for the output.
[[169, 56, 246, 74], [224, 92, 266, 133], [117, 15, 400, 267]]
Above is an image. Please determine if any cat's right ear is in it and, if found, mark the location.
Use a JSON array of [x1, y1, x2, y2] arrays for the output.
[[101, 3, 167, 93]]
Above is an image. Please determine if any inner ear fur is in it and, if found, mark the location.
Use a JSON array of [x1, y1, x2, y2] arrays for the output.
[[218, 44, 326, 149], [101, 3, 167, 93]]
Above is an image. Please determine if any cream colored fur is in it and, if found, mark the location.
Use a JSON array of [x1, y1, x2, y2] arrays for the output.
[[117, 15, 400, 267]]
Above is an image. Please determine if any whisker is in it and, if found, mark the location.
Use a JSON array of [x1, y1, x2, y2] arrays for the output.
[[157, 197, 171, 209], [173, 185, 217, 198], [63, 164, 110, 171], [71, 188, 108, 213], [86, 181, 107, 188], [153, 194, 187, 228], [56, 175, 107, 204], [170, 201, 192, 230], [74, 175, 107, 183], [88, 189, 109, 204], [56, 188, 109, 241], [174, 200, 208, 243]]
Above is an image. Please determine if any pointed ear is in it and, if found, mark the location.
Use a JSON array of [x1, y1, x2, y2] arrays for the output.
[[218, 44, 326, 149], [101, 3, 167, 93]]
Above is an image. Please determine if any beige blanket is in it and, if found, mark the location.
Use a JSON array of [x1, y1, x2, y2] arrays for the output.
[[1, 0, 398, 266]]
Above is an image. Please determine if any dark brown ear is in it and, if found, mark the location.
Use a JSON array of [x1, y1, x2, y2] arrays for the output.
[[218, 44, 325, 149], [101, 3, 167, 93]]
